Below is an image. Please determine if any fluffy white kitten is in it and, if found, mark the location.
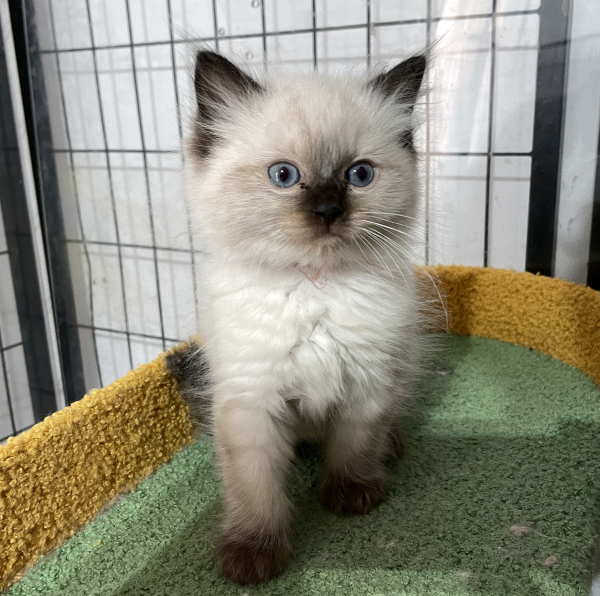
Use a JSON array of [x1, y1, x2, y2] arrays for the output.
[[168, 50, 430, 585]]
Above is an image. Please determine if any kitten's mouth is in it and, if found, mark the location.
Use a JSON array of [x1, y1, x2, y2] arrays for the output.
[[297, 225, 344, 265]]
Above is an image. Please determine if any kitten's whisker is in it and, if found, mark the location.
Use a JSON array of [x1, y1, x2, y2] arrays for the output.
[[360, 232, 397, 282], [355, 216, 417, 231], [351, 229, 379, 275], [363, 220, 418, 240], [414, 263, 450, 331], [353, 218, 419, 242], [361, 228, 405, 274], [362, 230, 412, 293], [355, 229, 393, 280], [367, 233, 421, 298], [367, 228, 415, 263], [355, 227, 399, 282], [358, 221, 414, 263], [360, 211, 421, 222], [355, 216, 417, 233], [358, 214, 418, 229], [366, 226, 449, 329], [355, 223, 409, 283], [366, 230, 445, 317]]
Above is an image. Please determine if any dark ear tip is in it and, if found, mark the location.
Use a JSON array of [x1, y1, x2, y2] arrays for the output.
[[413, 53, 427, 70], [195, 50, 227, 69], [394, 53, 427, 76], [195, 49, 216, 60], [369, 51, 428, 104]]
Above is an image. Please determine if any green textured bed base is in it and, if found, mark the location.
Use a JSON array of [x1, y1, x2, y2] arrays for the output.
[[8, 335, 600, 596]]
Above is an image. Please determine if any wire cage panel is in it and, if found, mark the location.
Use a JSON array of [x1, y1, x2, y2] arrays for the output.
[[0, 0, 597, 431]]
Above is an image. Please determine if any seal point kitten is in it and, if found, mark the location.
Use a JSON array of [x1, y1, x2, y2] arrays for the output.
[[167, 49, 429, 585]]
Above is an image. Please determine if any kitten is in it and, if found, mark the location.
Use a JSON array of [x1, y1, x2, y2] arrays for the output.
[[168, 50, 429, 585]]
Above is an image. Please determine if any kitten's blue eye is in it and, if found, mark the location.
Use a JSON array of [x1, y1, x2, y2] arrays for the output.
[[346, 162, 375, 187], [268, 162, 300, 188]]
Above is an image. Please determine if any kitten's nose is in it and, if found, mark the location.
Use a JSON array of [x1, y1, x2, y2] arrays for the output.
[[313, 204, 345, 226]]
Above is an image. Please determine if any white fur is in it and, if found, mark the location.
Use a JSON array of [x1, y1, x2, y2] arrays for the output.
[[198, 254, 419, 430]]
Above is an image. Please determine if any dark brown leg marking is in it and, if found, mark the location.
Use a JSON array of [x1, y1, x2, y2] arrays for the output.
[[214, 530, 291, 585], [321, 470, 385, 515]]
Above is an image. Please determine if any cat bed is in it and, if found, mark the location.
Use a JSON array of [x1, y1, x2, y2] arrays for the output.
[[1, 265, 599, 596]]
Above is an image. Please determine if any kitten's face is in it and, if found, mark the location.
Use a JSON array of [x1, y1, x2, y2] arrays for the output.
[[187, 52, 426, 270]]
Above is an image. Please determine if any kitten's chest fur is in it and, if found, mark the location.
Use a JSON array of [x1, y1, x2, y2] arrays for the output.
[[201, 257, 416, 422]]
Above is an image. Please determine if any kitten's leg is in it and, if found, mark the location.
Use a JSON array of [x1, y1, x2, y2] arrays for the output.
[[322, 410, 393, 515], [213, 397, 294, 585]]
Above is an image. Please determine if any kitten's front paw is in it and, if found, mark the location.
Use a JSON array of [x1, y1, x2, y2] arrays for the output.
[[214, 531, 291, 585], [322, 473, 385, 515]]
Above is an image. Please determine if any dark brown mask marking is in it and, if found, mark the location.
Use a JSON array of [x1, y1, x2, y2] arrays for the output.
[[303, 177, 349, 229]]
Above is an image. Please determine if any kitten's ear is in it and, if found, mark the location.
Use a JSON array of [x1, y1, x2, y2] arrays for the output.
[[193, 51, 262, 156], [194, 50, 262, 109], [368, 54, 427, 110]]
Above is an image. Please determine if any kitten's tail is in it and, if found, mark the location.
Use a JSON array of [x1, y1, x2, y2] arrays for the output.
[[165, 338, 213, 432]]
